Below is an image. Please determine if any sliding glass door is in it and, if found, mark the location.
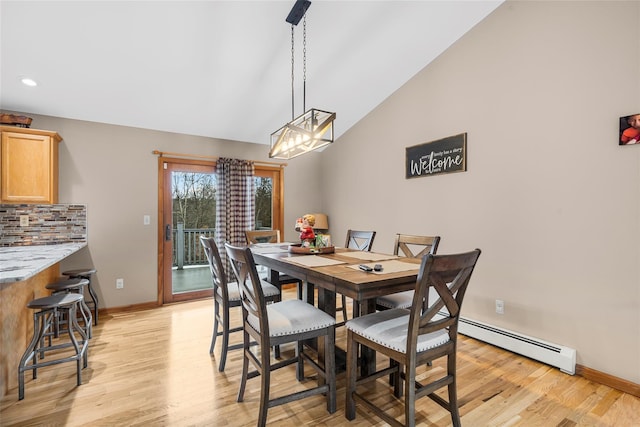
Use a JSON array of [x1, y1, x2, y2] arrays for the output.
[[160, 159, 216, 304], [157, 158, 284, 304]]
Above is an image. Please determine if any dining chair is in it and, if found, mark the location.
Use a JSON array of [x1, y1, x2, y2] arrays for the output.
[[345, 249, 481, 427], [245, 229, 304, 297], [376, 234, 441, 311], [225, 242, 337, 427], [338, 229, 376, 322], [200, 236, 280, 372]]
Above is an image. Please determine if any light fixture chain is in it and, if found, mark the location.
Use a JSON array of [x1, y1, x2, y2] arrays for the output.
[[291, 25, 295, 121], [303, 15, 307, 113]]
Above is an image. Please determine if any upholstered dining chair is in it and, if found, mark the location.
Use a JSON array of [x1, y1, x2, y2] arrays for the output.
[[338, 229, 376, 322], [345, 249, 481, 427], [376, 234, 441, 311], [199, 236, 280, 372], [225, 242, 337, 427], [245, 229, 303, 297]]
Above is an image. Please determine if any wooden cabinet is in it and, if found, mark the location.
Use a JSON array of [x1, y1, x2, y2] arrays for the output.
[[0, 126, 62, 204]]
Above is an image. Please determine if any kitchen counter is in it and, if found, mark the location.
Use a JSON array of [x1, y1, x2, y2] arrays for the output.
[[0, 243, 87, 283]]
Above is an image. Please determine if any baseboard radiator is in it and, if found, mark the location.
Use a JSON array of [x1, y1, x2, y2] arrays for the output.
[[453, 314, 576, 375]]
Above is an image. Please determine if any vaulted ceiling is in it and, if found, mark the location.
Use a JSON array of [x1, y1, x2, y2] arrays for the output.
[[0, 1, 503, 145]]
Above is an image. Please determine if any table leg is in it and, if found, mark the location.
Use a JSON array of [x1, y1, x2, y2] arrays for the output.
[[359, 298, 377, 377], [302, 281, 315, 305], [317, 288, 337, 370]]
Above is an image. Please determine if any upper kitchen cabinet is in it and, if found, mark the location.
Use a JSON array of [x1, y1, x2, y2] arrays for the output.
[[0, 126, 62, 204]]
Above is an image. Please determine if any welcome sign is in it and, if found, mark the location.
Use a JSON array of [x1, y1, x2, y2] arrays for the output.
[[405, 133, 467, 179]]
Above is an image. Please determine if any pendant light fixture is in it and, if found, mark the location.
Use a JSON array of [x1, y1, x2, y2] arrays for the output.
[[269, 0, 336, 160]]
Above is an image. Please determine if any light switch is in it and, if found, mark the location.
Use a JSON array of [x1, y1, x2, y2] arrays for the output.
[[143, 215, 151, 225], [20, 215, 29, 227]]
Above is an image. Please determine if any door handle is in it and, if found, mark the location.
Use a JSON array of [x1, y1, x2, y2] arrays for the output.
[[165, 224, 172, 241]]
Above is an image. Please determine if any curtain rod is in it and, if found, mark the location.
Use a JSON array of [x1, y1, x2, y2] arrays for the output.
[[152, 150, 287, 167]]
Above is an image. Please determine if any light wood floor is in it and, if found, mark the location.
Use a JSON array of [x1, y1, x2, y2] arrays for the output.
[[2, 289, 639, 427]]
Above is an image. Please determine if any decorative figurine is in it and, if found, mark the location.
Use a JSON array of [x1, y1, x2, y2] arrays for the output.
[[298, 214, 316, 247]]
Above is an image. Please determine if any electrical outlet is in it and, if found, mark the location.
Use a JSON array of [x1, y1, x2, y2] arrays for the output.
[[19, 215, 29, 227], [116, 278, 124, 289], [495, 299, 504, 315]]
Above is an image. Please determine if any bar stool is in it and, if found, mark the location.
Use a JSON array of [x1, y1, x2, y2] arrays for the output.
[[62, 268, 98, 325], [18, 293, 89, 400], [46, 278, 93, 338]]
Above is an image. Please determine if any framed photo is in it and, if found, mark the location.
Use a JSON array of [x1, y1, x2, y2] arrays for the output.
[[619, 114, 640, 145]]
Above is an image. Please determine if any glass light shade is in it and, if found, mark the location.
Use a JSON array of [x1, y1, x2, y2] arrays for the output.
[[269, 108, 336, 159], [312, 213, 329, 230]]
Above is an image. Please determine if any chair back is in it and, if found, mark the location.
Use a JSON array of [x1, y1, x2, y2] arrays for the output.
[[200, 236, 229, 298], [245, 229, 281, 245], [393, 234, 441, 258], [409, 249, 481, 348], [345, 230, 376, 251], [225, 242, 269, 335]]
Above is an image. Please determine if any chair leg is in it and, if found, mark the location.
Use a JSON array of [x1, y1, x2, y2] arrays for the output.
[[405, 362, 416, 427], [218, 304, 230, 372], [448, 353, 462, 427], [210, 300, 220, 355], [258, 341, 271, 427], [273, 294, 281, 360], [345, 330, 357, 420], [236, 331, 250, 403], [296, 340, 304, 381]]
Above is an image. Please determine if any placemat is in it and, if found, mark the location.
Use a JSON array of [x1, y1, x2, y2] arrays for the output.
[[341, 251, 398, 261], [348, 259, 420, 274], [250, 243, 292, 254], [284, 256, 347, 268]]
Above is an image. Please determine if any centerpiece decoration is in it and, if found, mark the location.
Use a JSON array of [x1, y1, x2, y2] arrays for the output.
[[289, 213, 335, 254]]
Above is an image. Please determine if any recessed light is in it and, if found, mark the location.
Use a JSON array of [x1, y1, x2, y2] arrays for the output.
[[21, 78, 38, 87]]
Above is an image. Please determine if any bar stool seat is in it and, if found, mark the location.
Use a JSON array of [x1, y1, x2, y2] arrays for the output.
[[62, 268, 98, 325], [46, 278, 93, 338], [18, 293, 89, 400]]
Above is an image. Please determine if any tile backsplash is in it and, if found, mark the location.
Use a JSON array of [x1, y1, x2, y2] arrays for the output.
[[0, 204, 87, 246]]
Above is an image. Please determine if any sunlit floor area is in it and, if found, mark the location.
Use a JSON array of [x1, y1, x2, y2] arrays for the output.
[[2, 288, 639, 426]]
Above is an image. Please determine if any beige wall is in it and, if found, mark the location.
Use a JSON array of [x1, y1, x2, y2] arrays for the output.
[[320, 0, 640, 383], [23, 114, 322, 309]]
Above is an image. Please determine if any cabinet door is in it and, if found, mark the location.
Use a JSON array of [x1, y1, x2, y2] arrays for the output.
[[1, 131, 58, 203]]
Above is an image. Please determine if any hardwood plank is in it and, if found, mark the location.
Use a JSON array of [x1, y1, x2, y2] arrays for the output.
[[1, 289, 639, 426]]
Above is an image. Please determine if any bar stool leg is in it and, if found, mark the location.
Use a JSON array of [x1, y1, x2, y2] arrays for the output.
[[86, 281, 99, 326], [19, 310, 49, 400], [66, 272, 98, 326], [65, 304, 86, 385], [69, 302, 89, 369]]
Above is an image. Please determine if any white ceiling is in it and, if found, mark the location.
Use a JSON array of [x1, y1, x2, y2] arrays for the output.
[[0, 0, 502, 146]]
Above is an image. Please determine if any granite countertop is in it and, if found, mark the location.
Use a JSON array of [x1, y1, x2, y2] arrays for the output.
[[0, 243, 87, 284]]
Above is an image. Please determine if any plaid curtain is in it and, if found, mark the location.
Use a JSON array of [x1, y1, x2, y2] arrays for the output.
[[215, 157, 255, 280]]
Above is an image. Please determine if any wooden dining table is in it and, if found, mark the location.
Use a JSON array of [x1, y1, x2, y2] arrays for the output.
[[250, 244, 422, 376]]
